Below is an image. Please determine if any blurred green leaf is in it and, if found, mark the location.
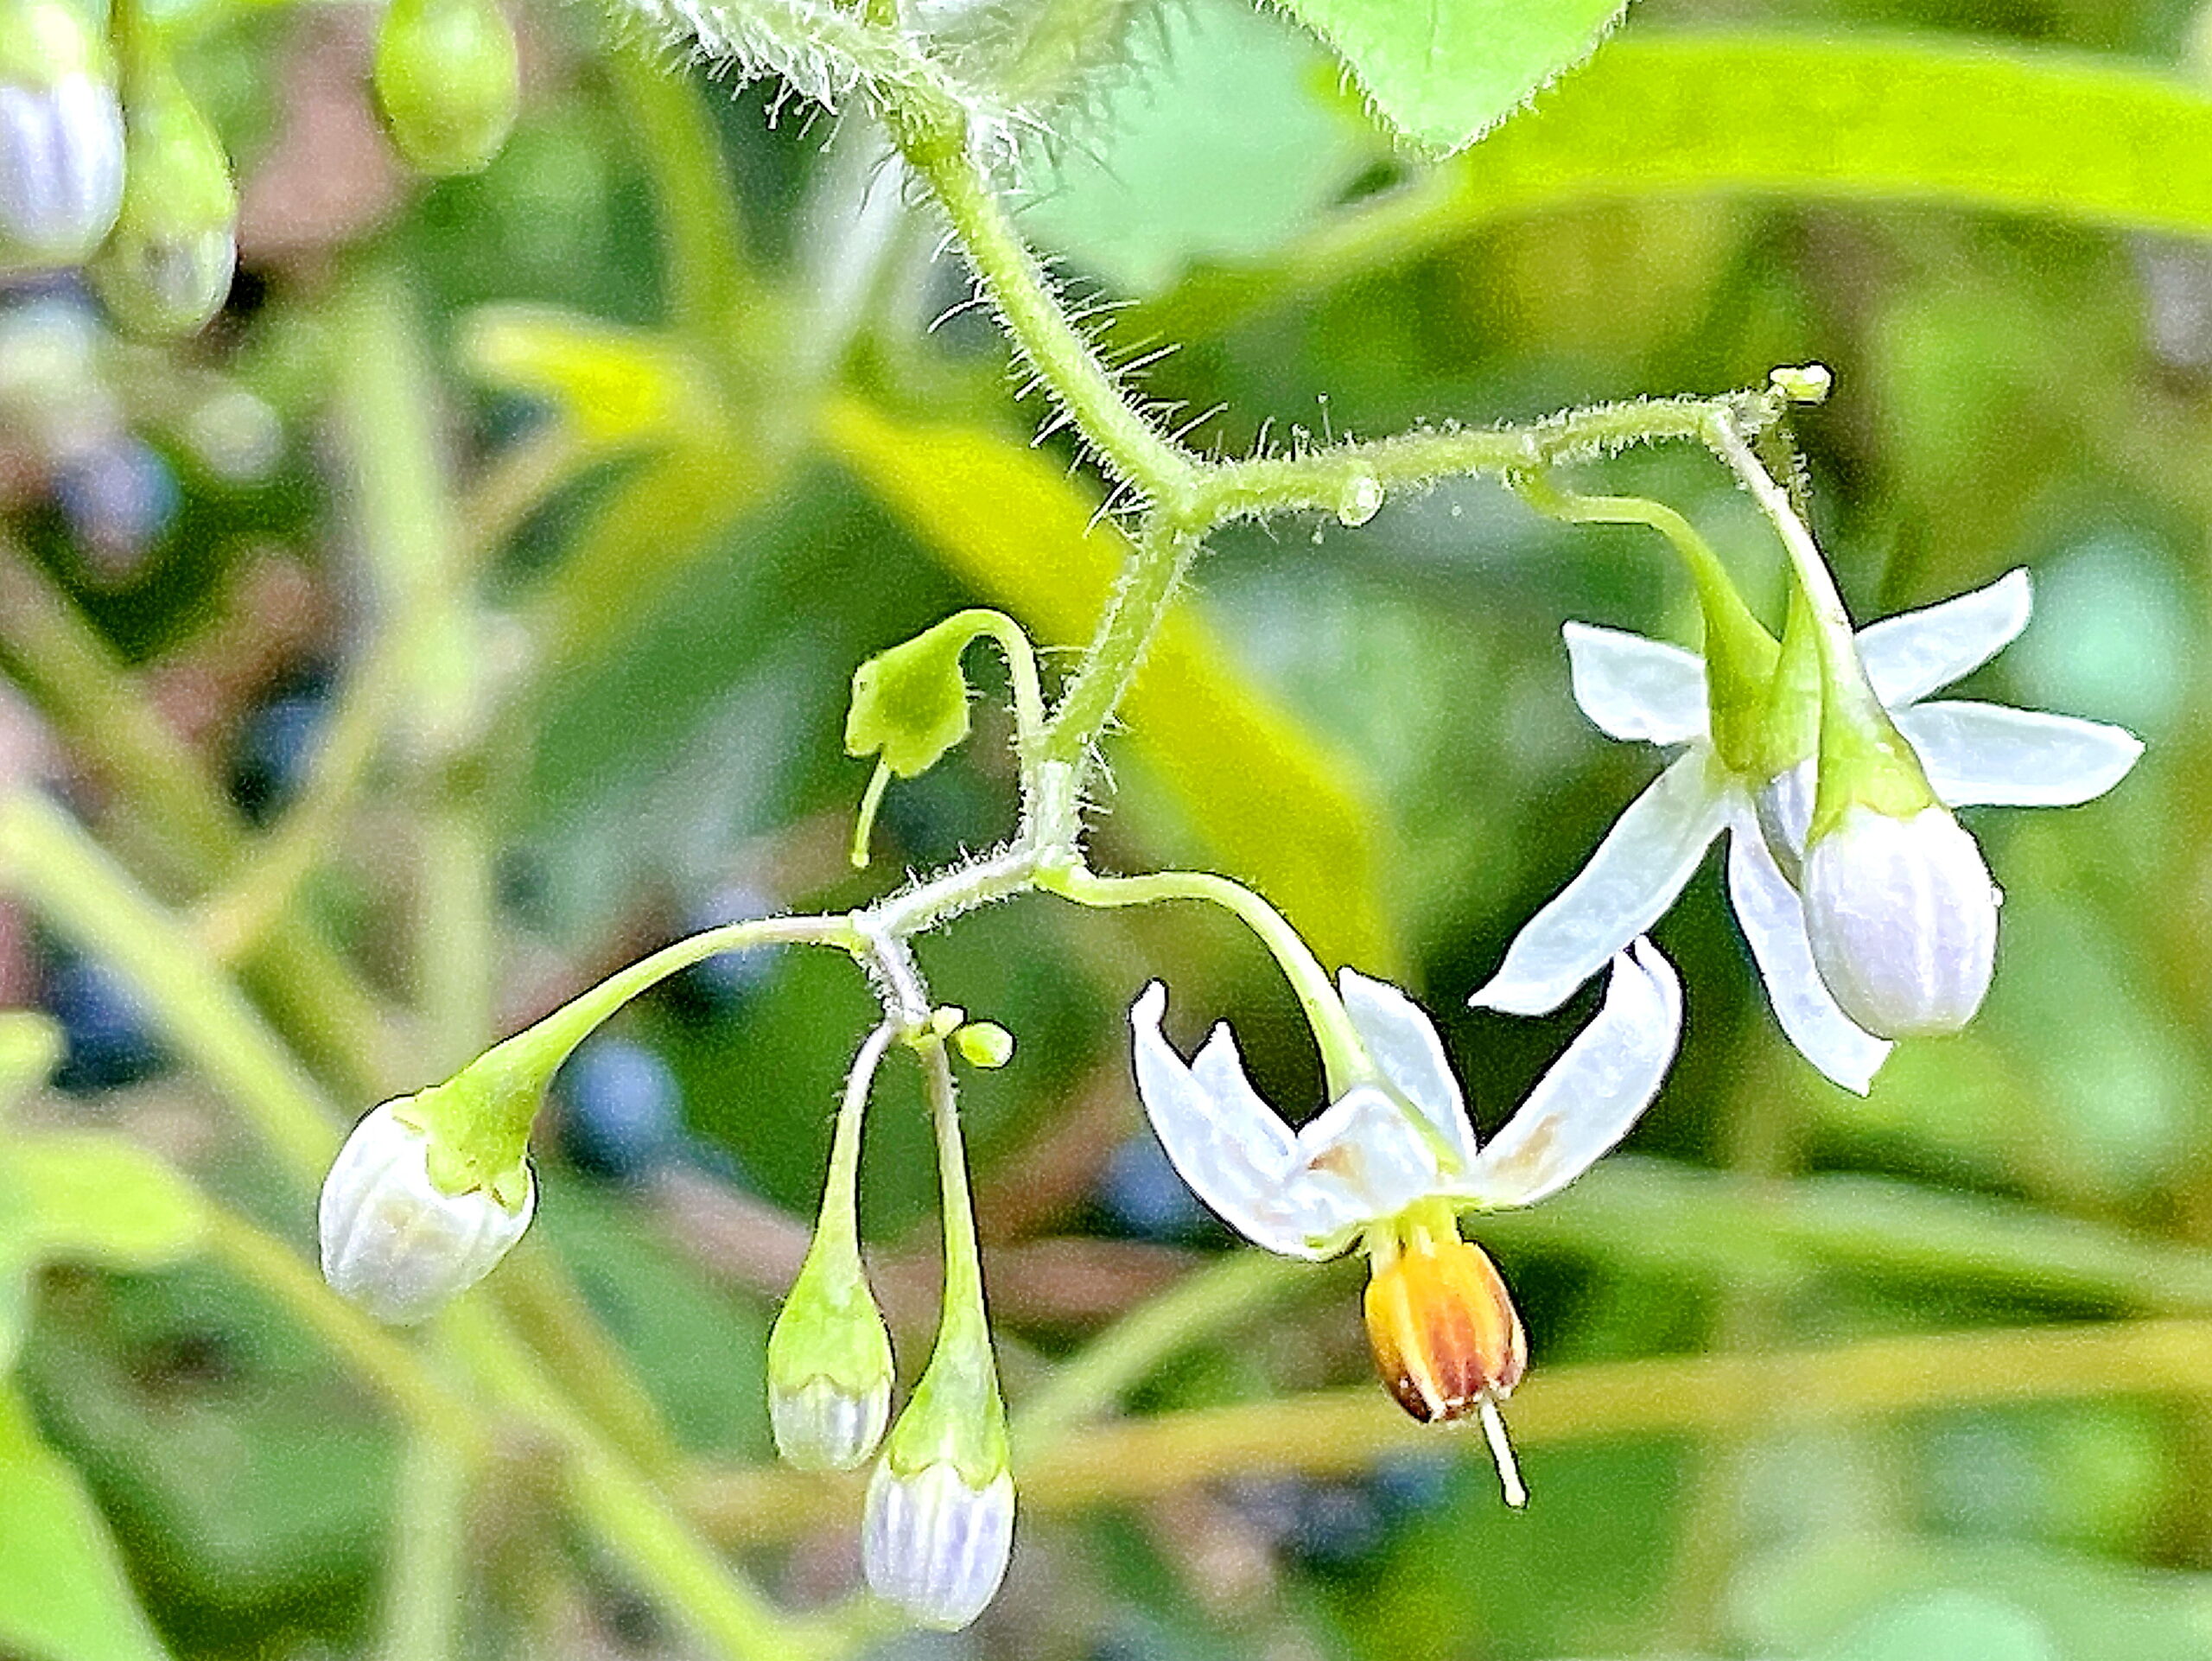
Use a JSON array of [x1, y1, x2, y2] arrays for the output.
[[0, 1382, 172, 1661], [1017, 0, 1378, 293], [1272, 0, 1628, 156], [0, 1014, 62, 1107], [12, 1137, 207, 1271], [1144, 32, 2212, 338], [459, 304, 722, 453], [822, 396, 1397, 971]]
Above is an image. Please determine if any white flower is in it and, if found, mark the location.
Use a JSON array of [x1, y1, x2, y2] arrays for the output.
[[1801, 804, 1998, 1036], [862, 1461, 1016, 1631], [1471, 570, 2142, 1092], [1130, 941, 1680, 1503], [318, 1098, 535, 1325]]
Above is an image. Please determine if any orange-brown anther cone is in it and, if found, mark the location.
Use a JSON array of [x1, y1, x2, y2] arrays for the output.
[[1363, 1233, 1527, 1424]]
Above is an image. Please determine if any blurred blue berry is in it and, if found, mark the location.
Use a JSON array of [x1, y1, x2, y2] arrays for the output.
[[43, 953, 166, 1091], [1225, 1476, 1386, 1572], [668, 882, 779, 1019], [1096, 1133, 1210, 1241], [554, 1037, 683, 1184], [52, 436, 179, 574], [230, 678, 329, 824]]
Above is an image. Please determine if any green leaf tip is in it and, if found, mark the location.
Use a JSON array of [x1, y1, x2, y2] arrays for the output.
[[1266, 0, 1631, 156]]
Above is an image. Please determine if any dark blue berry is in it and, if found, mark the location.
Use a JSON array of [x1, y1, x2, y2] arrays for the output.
[[1096, 1133, 1210, 1241], [43, 953, 167, 1092], [229, 677, 329, 824], [553, 1037, 683, 1184]]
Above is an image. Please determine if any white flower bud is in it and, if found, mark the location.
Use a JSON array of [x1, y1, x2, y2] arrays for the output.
[[1801, 804, 1998, 1039], [769, 1373, 890, 1473], [862, 1458, 1015, 1632], [318, 1098, 535, 1325], [0, 71, 124, 264]]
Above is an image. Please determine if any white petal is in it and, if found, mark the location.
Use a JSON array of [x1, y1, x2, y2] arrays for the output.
[[1894, 701, 2144, 808], [1471, 750, 1729, 1015], [1127, 984, 1323, 1258], [1726, 815, 1891, 1095], [1858, 569, 2032, 707], [1337, 968, 1478, 1172], [862, 1461, 1015, 1632], [1562, 621, 1710, 746], [1455, 940, 1681, 1209], [1286, 1084, 1446, 1232]]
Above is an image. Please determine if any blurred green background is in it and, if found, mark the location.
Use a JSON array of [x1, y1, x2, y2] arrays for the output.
[[7, 0, 2212, 1656]]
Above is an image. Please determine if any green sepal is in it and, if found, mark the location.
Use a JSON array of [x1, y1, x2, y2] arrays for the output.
[[89, 23, 236, 338], [373, 0, 520, 176], [765, 1225, 893, 1398], [844, 610, 1007, 779], [1747, 578, 1822, 781], [397, 1055, 537, 1212], [1807, 595, 1940, 843], [880, 1311, 1008, 1488]]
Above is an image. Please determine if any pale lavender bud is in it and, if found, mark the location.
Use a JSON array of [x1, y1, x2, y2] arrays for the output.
[[769, 1373, 890, 1473], [861, 1460, 1015, 1631], [318, 1098, 535, 1324], [1801, 804, 1999, 1038], [0, 71, 124, 263]]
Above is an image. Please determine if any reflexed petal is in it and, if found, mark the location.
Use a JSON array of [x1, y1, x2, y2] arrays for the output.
[[1562, 621, 1710, 746], [1455, 939, 1681, 1210], [1726, 816, 1891, 1095], [1895, 701, 2144, 808], [1858, 569, 2031, 707], [1338, 969, 1478, 1171], [1128, 984, 1320, 1258], [1287, 1084, 1446, 1233], [1471, 750, 1728, 1016]]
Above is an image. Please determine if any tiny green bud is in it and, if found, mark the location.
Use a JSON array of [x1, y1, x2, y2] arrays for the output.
[[766, 1228, 894, 1472], [1769, 363, 1833, 404], [372, 0, 521, 177], [952, 1021, 1013, 1070], [89, 29, 235, 337]]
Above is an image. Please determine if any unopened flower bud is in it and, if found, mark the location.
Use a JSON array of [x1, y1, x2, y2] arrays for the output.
[[318, 1098, 535, 1325], [863, 1459, 1016, 1632], [0, 0, 124, 264], [952, 1021, 1013, 1070], [89, 34, 235, 336], [1801, 802, 1998, 1038], [765, 1231, 893, 1472], [373, 0, 519, 176]]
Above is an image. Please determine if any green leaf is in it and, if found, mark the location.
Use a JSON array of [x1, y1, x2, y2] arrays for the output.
[[822, 397, 1398, 971], [457, 304, 721, 453], [0, 1382, 172, 1661], [13, 1136, 207, 1270], [0, 1013, 61, 1111], [1267, 0, 1629, 155], [1141, 33, 2212, 338]]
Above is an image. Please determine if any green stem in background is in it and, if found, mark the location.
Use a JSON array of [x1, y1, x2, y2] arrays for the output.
[[1043, 864, 1376, 1098], [0, 788, 345, 1181], [376, 1428, 474, 1661], [1012, 1250, 1306, 1447], [0, 542, 404, 1097], [607, 42, 751, 338], [684, 1315, 2212, 1541]]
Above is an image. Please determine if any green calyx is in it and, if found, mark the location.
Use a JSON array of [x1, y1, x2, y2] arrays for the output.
[[398, 1050, 539, 1210], [373, 0, 520, 176], [91, 14, 236, 338], [844, 610, 1007, 780], [880, 1312, 1009, 1487], [1806, 601, 1938, 845], [0, 0, 105, 85], [766, 1225, 893, 1398]]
